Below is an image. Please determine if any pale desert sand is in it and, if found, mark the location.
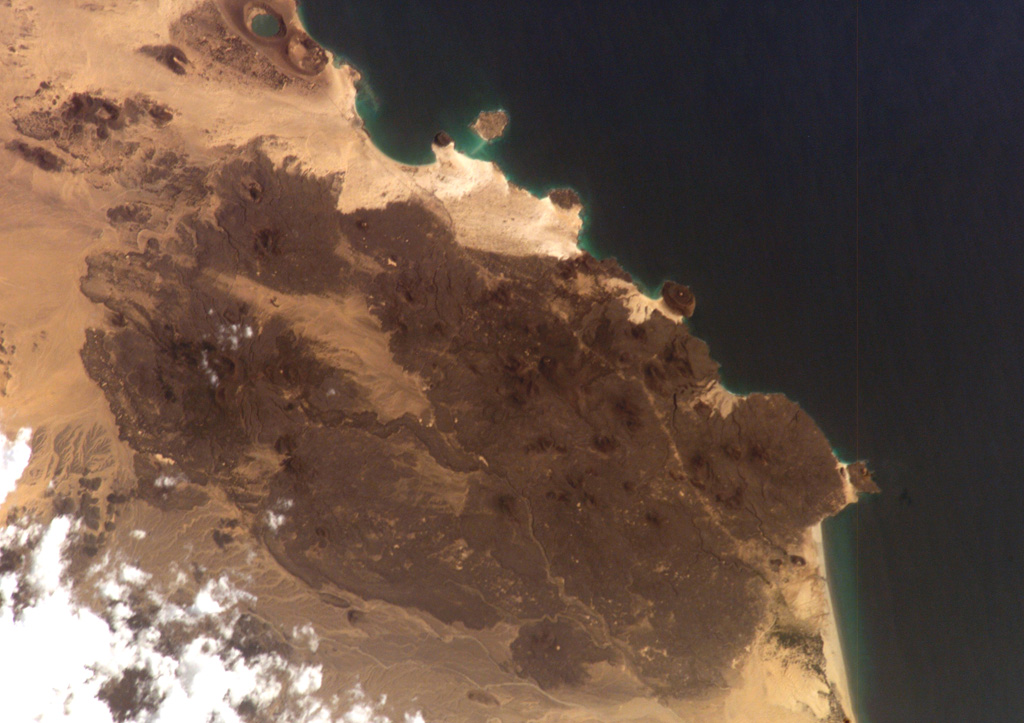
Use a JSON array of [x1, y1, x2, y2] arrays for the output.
[[814, 522, 857, 720]]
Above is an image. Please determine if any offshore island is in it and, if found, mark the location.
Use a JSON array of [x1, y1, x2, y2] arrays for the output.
[[470, 110, 510, 141], [0, 1, 876, 721]]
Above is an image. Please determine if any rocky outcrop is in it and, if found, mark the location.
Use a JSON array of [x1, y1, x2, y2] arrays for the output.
[[79, 144, 852, 697], [470, 110, 509, 141], [548, 188, 582, 209], [661, 280, 697, 317]]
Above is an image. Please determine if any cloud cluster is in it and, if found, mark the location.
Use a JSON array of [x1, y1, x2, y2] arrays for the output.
[[0, 430, 426, 723], [0, 426, 31, 507]]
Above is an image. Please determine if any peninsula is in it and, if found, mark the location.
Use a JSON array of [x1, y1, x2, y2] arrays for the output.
[[0, 1, 875, 721]]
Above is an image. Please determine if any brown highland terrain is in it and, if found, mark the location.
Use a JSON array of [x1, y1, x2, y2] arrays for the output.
[[0, 1, 874, 721]]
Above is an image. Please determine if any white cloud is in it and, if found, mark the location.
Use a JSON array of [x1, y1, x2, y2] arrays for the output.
[[199, 350, 219, 387], [27, 514, 71, 594], [216, 323, 254, 351], [153, 475, 180, 490], [188, 576, 253, 617], [266, 510, 287, 531], [0, 427, 32, 508], [121, 565, 150, 586], [293, 622, 320, 652], [0, 515, 428, 723]]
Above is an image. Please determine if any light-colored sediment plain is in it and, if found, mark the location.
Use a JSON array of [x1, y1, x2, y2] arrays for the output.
[[0, 1, 864, 721]]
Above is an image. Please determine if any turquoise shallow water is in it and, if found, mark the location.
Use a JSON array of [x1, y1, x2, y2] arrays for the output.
[[346, 65, 611, 263], [298, 2, 1024, 720], [296, 3, 874, 718], [353, 89, 493, 166], [251, 13, 281, 38], [823, 501, 876, 723], [323, 22, 872, 715]]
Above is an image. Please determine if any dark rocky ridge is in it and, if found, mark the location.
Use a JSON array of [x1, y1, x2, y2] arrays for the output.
[[78, 140, 851, 698], [138, 44, 190, 75], [4, 139, 64, 171]]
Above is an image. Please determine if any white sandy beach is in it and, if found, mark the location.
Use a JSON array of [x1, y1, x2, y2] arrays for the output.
[[814, 522, 857, 722]]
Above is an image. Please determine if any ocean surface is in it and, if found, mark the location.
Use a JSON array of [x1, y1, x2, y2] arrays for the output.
[[296, 1, 1024, 720]]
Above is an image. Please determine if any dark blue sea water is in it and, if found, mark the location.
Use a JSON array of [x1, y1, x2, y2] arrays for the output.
[[297, 2, 1024, 720]]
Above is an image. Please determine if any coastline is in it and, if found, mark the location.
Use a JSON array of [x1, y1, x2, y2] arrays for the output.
[[294, 9, 707, 331], [1, 1, 867, 719], [813, 521, 858, 723]]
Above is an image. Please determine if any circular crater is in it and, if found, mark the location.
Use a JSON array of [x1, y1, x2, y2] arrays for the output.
[[244, 3, 285, 39]]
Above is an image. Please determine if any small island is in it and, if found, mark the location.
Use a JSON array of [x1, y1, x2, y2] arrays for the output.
[[470, 109, 509, 141]]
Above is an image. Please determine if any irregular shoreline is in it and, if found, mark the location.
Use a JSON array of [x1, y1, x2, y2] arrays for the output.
[[0, 0, 871, 720], [312, 11, 865, 715]]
